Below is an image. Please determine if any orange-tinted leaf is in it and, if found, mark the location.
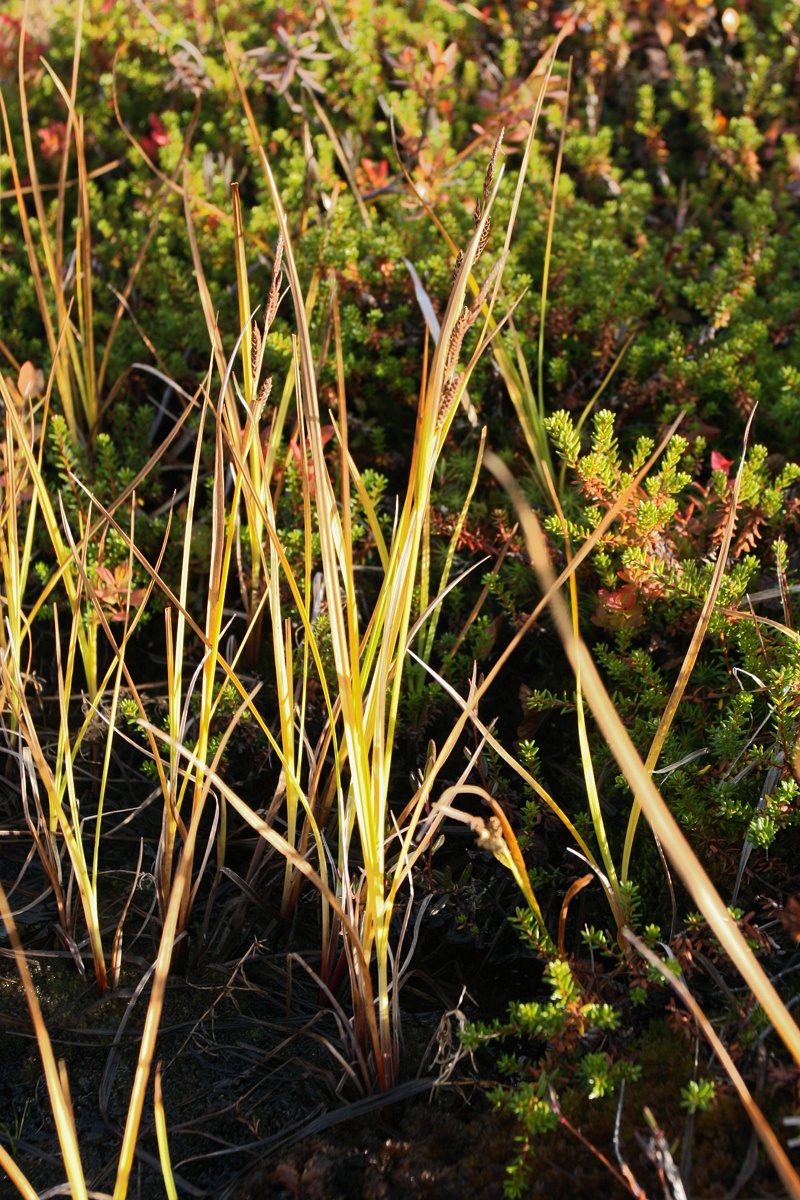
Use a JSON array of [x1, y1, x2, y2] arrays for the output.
[[17, 361, 44, 400], [37, 119, 67, 160]]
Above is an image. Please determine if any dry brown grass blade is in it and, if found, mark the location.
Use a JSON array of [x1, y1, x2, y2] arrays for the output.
[[484, 446, 800, 1072], [231, 181, 254, 404], [625, 929, 800, 1199], [183, 172, 233, 397]]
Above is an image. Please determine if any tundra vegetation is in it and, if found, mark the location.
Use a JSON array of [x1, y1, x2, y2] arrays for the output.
[[1, 1, 800, 1197]]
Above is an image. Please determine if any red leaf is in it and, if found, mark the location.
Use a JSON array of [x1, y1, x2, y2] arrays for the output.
[[147, 113, 170, 146], [141, 112, 170, 160], [711, 450, 735, 475], [37, 119, 67, 160], [360, 158, 388, 190]]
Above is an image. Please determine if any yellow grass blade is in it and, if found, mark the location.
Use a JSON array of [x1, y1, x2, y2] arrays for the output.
[[112, 874, 185, 1199], [154, 1062, 178, 1200], [231, 182, 254, 405], [306, 87, 371, 227], [546, 468, 622, 904], [537, 58, 571, 417]]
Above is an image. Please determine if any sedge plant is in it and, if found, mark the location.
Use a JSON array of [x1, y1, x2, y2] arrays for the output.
[[219, 21, 557, 1089]]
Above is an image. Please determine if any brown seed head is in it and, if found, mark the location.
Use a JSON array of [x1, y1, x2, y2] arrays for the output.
[[257, 375, 274, 406], [251, 324, 262, 374], [436, 373, 461, 431], [444, 306, 470, 378], [484, 128, 504, 207]]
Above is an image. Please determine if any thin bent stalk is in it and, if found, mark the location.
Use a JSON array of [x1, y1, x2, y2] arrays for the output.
[[620, 408, 757, 882], [537, 59, 572, 420], [546, 470, 623, 918]]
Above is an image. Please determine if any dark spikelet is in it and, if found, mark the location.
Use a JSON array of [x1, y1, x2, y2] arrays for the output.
[[273, 232, 285, 279], [265, 295, 279, 333], [257, 375, 274, 406], [483, 128, 504, 206], [476, 214, 491, 260], [437, 374, 460, 431], [444, 307, 470, 377], [452, 249, 464, 283], [265, 234, 285, 328], [265, 288, 282, 330], [473, 200, 482, 227], [251, 324, 262, 374]]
